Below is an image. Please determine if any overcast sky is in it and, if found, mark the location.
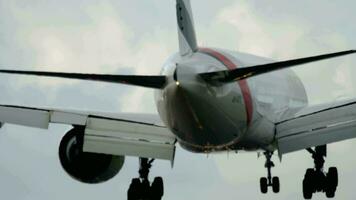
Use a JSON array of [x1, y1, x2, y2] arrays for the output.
[[0, 0, 356, 199]]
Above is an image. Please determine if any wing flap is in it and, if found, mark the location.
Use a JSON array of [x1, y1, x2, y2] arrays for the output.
[[0, 106, 50, 129], [85, 117, 175, 143], [84, 116, 175, 161], [84, 136, 175, 162], [0, 105, 89, 128], [51, 111, 87, 125], [276, 101, 356, 154]]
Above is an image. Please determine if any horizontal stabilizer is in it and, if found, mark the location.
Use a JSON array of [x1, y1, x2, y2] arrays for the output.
[[200, 50, 356, 84], [0, 70, 167, 89]]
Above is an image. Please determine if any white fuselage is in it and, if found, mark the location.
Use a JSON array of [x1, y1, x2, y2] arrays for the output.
[[155, 48, 308, 153]]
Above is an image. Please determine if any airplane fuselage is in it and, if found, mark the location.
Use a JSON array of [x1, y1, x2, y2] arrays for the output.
[[155, 48, 308, 153]]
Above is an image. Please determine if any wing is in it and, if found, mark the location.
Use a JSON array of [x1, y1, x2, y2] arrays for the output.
[[276, 99, 356, 155], [0, 104, 176, 163]]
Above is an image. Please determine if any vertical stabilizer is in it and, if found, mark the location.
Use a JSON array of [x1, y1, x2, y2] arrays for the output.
[[176, 0, 198, 56]]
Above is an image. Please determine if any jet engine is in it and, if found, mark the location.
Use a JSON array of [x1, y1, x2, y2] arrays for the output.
[[58, 126, 125, 184]]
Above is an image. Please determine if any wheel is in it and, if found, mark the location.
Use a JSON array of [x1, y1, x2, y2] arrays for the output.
[[305, 168, 315, 191], [150, 177, 164, 200], [303, 179, 313, 199], [325, 189, 335, 198], [128, 178, 142, 200], [327, 167, 338, 188], [303, 169, 314, 199], [260, 177, 268, 194], [141, 179, 151, 197], [272, 177, 280, 193], [326, 167, 338, 198]]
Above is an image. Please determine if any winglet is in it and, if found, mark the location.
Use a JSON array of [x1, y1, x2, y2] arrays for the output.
[[176, 0, 198, 56]]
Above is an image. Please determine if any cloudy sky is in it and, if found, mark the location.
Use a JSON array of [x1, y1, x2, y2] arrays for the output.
[[0, 0, 355, 199]]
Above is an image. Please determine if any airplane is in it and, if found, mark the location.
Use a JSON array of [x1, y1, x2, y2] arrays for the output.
[[0, 0, 355, 199]]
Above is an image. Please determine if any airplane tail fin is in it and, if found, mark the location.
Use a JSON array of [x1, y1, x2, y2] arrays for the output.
[[176, 0, 198, 56]]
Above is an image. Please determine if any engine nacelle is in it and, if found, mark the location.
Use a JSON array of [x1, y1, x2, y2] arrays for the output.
[[59, 126, 125, 184]]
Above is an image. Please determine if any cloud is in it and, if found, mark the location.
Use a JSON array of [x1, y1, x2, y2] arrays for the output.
[[7, 2, 134, 88]]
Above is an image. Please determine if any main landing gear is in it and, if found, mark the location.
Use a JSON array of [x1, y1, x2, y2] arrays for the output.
[[260, 152, 280, 194], [303, 145, 338, 199], [127, 158, 164, 200]]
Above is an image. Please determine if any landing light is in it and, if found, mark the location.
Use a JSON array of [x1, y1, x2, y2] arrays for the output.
[[176, 81, 180, 86]]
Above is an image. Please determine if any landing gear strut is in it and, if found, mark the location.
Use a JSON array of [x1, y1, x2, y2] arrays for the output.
[[303, 145, 338, 199], [260, 152, 280, 194], [127, 158, 164, 200]]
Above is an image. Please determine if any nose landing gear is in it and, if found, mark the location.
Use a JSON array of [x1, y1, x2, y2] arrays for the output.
[[127, 158, 164, 200], [260, 152, 280, 194], [303, 145, 338, 199]]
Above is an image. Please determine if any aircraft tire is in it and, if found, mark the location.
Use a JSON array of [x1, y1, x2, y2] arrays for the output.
[[272, 177, 280, 193], [303, 169, 314, 199], [260, 177, 268, 194], [127, 178, 142, 200], [325, 167, 338, 198], [150, 177, 164, 200], [327, 167, 338, 187]]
